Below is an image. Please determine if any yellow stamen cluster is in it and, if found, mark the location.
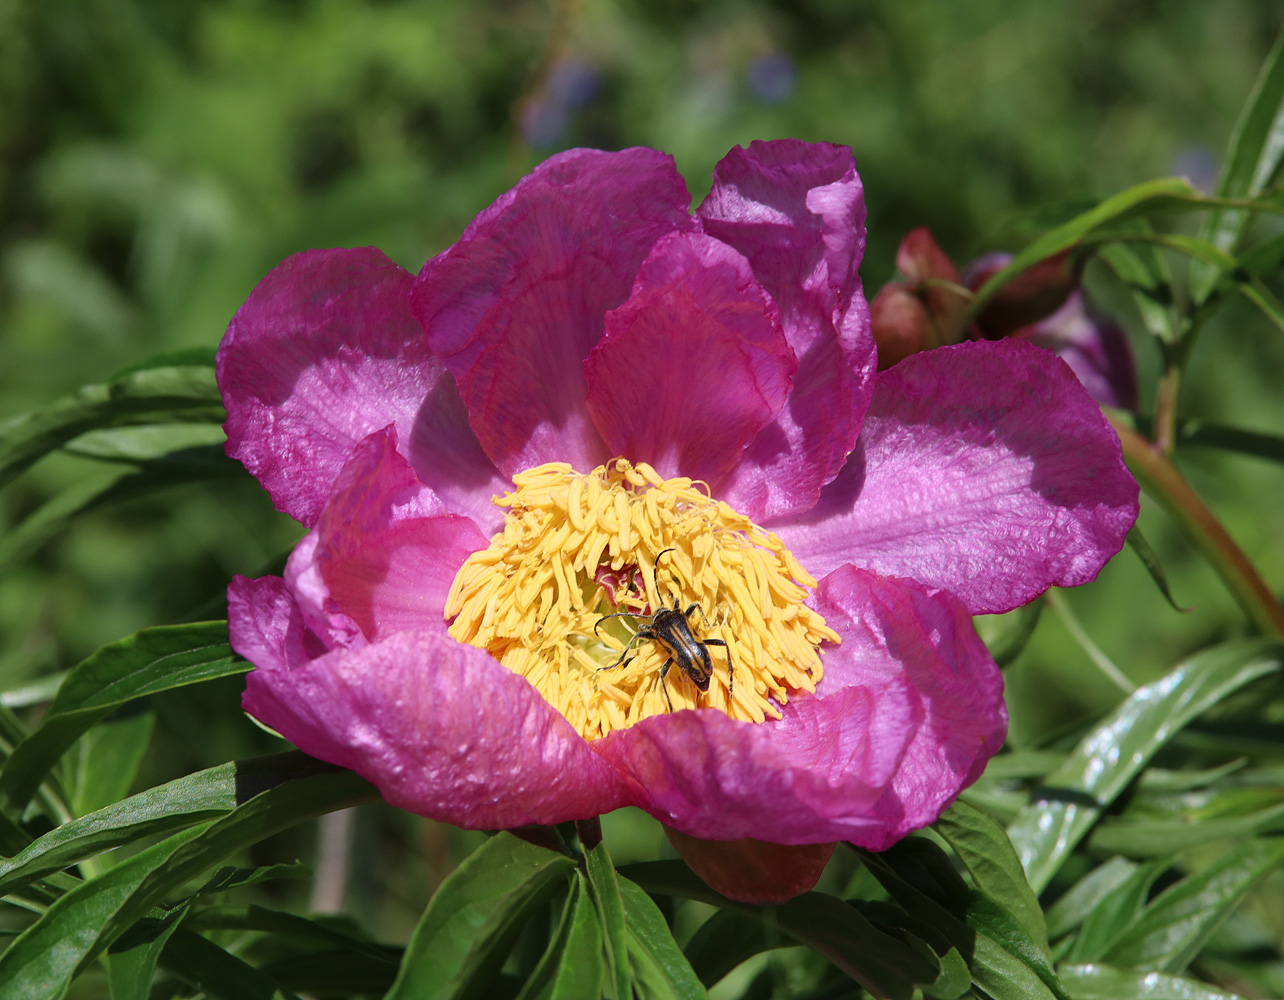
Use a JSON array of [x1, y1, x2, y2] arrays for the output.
[[444, 459, 839, 741]]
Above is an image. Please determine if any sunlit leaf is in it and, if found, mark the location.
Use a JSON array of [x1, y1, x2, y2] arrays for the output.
[[582, 833, 630, 1000], [514, 872, 605, 1000], [618, 877, 706, 1000], [1104, 838, 1284, 973], [0, 365, 224, 491], [63, 709, 154, 818], [935, 798, 1049, 956], [1007, 639, 1284, 893], [1058, 962, 1250, 1000], [1061, 859, 1169, 962], [385, 832, 576, 1000], [0, 622, 244, 818], [1045, 856, 1142, 940]]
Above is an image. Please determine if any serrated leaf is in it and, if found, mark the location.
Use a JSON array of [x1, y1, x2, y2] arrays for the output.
[[1104, 838, 1284, 973], [0, 366, 224, 490], [159, 927, 297, 1000], [618, 877, 706, 1000], [1007, 640, 1284, 893], [582, 834, 630, 1000], [1192, 27, 1284, 301], [1058, 962, 1251, 999], [0, 622, 245, 818], [0, 761, 372, 999], [514, 872, 605, 1000], [386, 832, 577, 1000], [1126, 526, 1189, 613], [936, 798, 1049, 957], [0, 754, 311, 895], [973, 598, 1043, 668], [621, 860, 939, 1000]]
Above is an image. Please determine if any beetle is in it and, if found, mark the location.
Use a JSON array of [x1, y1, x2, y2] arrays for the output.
[[594, 548, 734, 713]]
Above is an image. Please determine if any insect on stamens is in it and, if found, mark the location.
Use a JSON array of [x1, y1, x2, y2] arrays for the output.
[[594, 548, 735, 713]]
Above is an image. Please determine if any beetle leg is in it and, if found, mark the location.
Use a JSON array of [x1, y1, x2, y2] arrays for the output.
[[658, 656, 675, 713], [704, 638, 733, 699], [593, 610, 643, 638]]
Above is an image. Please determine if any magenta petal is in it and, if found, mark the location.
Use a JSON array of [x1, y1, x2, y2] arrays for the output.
[[775, 339, 1140, 615], [596, 673, 916, 845], [412, 148, 695, 477], [289, 427, 490, 642], [218, 247, 505, 530], [243, 629, 632, 828], [227, 574, 323, 671], [697, 140, 877, 520], [810, 566, 1007, 849], [1025, 291, 1138, 411], [584, 232, 795, 487]]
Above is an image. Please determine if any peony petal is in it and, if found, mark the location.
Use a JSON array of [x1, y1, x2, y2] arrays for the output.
[[810, 566, 1007, 849], [1024, 292, 1138, 411], [227, 574, 325, 671], [596, 673, 917, 845], [774, 339, 1139, 615], [242, 629, 633, 828], [697, 140, 877, 521], [584, 232, 795, 488], [663, 829, 835, 904], [286, 427, 490, 643], [412, 148, 695, 477], [217, 247, 506, 530]]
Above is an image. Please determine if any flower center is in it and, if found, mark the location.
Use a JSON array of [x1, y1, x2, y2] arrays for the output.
[[444, 459, 839, 741]]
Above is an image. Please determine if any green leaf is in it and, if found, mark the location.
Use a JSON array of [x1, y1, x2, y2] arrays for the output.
[[582, 834, 630, 1000], [514, 872, 605, 1000], [1097, 237, 1177, 344], [973, 597, 1043, 668], [62, 423, 228, 463], [108, 347, 217, 380], [1045, 856, 1142, 939], [935, 798, 1049, 957], [1192, 26, 1284, 301], [194, 862, 311, 895], [385, 832, 577, 1000], [1180, 422, 1284, 467], [0, 755, 314, 895], [964, 891, 1069, 1000], [64, 710, 154, 818], [1062, 859, 1169, 962], [968, 178, 1203, 318], [618, 877, 706, 1000], [107, 904, 193, 1000], [683, 910, 784, 988], [1087, 798, 1284, 856], [1006, 639, 1284, 893], [969, 934, 1060, 1000], [1126, 526, 1190, 613], [621, 860, 939, 1000], [0, 622, 245, 818], [1058, 962, 1251, 999], [159, 927, 298, 1000], [1105, 838, 1284, 972], [0, 761, 370, 999], [0, 365, 224, 491]]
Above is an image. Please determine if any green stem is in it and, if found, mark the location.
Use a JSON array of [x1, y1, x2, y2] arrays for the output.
[[1111, 418, 1284, 638], [1045, 589, 1135, 692]]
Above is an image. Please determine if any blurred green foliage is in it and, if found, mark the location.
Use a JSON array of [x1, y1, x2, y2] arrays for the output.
[[2, 1, 1284, 995]]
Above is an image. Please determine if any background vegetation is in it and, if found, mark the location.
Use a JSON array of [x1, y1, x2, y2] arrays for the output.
[[1, 1, 1283, 998]]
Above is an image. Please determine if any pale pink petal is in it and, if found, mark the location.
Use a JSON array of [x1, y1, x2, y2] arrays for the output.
[[774, 339, 1139, 615], [412, 148, 695, 477], [281, 427, 489, 645], [584, 232, 795, 487], [217, 247, 506, 531], [242, 629, 632, 828], [809, 566, 1007, 849], [697, 140, 877, 521]]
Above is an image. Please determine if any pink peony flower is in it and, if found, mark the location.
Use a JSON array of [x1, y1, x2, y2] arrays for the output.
[[219, 142, 1137, 882]]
